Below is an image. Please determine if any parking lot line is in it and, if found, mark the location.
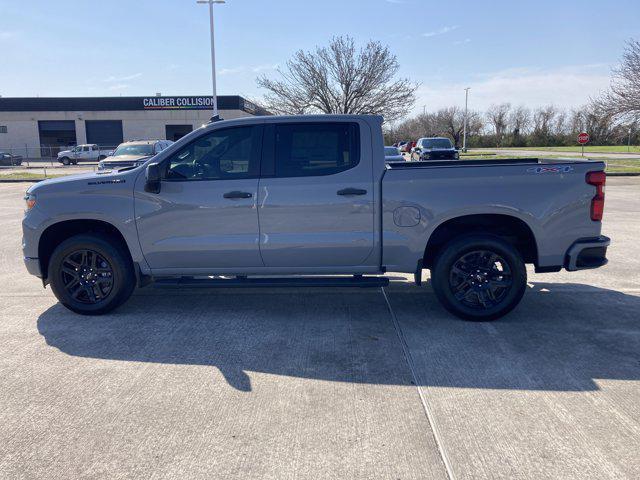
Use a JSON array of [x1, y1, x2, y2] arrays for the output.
[[382, 287, 456, 480]]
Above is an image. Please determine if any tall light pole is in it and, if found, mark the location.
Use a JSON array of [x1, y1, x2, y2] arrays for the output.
[[197, 0, 226, 120], [462, 87, 470, 152]]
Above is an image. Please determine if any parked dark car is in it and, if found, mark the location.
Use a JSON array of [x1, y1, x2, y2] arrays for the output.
[[0, 152, 23, 166], [410, 137, 459, 161], [384, 146, 405, 162]]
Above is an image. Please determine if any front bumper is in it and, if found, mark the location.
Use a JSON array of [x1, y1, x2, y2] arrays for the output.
[[565, 236, 610, 271], [24, 257, 42, 277], [421, 151, 458, 161]]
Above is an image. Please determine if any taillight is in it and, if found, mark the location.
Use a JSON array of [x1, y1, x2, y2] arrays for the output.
[[586, 171, 606, 221]]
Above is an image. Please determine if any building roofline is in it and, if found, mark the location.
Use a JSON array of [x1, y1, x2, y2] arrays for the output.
[[0, 95, 270, 115]]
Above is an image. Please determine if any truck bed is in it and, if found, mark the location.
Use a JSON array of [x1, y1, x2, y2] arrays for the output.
[[380, 156, 606, 273]]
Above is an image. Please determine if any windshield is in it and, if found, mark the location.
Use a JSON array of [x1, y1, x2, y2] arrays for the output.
[[422, 138, 453, 149], [113, 144, 154, 157], [384, 147, 400, 155]]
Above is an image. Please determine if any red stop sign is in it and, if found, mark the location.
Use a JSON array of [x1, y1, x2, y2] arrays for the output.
[[578, 132, 590, 144]]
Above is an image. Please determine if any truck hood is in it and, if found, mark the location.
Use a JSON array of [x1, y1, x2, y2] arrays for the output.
[[27, 169, 134, 195], [57, 149, 73, 157], [105, 154, 151, 162]]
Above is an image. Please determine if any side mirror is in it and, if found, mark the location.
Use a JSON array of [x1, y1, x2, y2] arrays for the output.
[[145, 163, 162, 194]]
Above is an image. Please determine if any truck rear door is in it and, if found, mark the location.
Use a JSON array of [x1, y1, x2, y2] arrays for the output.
[[257, 120, 375, 267]]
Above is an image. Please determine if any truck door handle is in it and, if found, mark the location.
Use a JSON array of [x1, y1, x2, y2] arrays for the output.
[[337, 188, 367, 196], [223, 191, 253, 199]]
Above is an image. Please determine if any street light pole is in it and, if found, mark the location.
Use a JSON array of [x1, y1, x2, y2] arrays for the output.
[[462, 87, 470, 152], [197, 0, 226, 120]]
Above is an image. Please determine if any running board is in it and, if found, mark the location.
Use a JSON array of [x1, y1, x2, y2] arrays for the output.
[[154, 275, 389, 289]]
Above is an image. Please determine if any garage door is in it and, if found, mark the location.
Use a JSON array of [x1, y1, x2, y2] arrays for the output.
[[85, 120, 123, 148], [38, 120, 77, 151]]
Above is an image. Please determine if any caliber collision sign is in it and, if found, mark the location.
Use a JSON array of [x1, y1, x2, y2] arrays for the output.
[[578, 132, 590, 144], [142, 97, 214, 110]]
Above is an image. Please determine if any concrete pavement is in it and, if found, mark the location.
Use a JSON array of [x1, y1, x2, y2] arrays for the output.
[[0, 179, 639, 479]]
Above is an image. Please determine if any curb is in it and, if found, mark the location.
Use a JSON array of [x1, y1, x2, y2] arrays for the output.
[[0, 179, 45, 183], [607, 172, 640, 177]]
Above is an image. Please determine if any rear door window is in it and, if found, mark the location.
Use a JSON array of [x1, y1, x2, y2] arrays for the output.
[[273, 123, 360, 178]]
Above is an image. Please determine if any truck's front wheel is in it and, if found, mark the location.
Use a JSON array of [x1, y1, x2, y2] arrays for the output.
[[48, 234, 136, 315], [431, 235, 527, 321]]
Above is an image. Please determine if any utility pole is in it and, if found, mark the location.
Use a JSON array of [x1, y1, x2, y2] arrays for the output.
[[462, 87, 470, 152], [197, 0, 226, 120], [629, 127, 633, 153]]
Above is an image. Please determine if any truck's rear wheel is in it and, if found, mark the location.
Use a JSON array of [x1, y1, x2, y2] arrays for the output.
[[48, 234, 135, 315], [431, 235, 527, 321]]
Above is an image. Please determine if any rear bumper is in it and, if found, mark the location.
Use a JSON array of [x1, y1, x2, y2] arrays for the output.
[[24, 257, 42, 277], [565, 236, 610, 271]]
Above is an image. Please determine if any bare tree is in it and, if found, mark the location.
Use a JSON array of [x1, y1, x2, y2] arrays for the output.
[[257, 36, 418, 121], [434, 107, 482, 147], [530, 105, 558, 145], [508, 105, 530, 146], [486, 103, 511, 147], [595, 39, 640, 119]]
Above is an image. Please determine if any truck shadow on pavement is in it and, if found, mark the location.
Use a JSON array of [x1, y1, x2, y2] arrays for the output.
[[37, 282, 640, 392]]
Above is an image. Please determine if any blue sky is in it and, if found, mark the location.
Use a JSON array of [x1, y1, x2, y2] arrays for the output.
[[0, 0, 637, 115]]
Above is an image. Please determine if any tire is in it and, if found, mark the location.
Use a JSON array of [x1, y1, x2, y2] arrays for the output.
[[430, 234, 527, 321], [98, 155, 106, 160], [48, 234, 136, 315], [61, 157, 70, 165]]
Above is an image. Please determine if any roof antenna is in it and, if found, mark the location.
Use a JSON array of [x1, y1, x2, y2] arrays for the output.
[[209, 114, 223, 123]]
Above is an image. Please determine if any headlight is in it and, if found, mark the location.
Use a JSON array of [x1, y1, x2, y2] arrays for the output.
[[24, 193, 36, 211]]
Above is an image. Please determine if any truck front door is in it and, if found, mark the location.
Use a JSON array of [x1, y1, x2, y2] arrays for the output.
[[257, 121, 375, 268], [134, 125, 264, 271]]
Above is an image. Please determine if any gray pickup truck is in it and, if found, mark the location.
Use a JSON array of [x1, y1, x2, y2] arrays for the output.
[[22, 115, 609, 320]]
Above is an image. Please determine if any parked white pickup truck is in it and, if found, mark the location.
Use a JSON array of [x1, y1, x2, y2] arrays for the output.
[[23, 115, 609, 321], [57, 144, 109, 165]]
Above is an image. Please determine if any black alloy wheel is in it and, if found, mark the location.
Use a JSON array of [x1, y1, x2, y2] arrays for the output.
[[49, 233, 136, 315], [431, 235, 527, 321], [60, 249, 114, 304], [448, 250, 512, 310]]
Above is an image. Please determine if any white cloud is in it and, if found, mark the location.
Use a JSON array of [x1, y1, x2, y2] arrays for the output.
[[219, 67, 244, 75], [107, 84, 130, 91], [102, 73, 142, 82], [412, 65, 611, 114], [219, 64, 278, 75], [252, 63, 278, 73], [0, 31, 17, 40], [453, 38, 471, 46], [422, 25, 459, 38]]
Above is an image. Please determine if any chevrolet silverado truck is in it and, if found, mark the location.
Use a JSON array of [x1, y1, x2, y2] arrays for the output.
[[22, 115, 609, 320], [57, 144, 108, 165]]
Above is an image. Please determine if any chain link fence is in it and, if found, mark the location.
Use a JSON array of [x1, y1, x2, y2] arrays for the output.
[[0, 145, 117, 167]]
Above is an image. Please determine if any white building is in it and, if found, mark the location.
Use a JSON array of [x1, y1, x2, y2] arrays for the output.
[[0, 95, 268, 157]]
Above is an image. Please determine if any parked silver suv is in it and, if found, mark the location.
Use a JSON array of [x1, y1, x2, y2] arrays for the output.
[[98, 140, 173, 171]]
